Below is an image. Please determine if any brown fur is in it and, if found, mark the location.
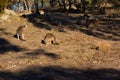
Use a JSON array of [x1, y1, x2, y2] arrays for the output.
[[77, 13, 90, 24], [87, 18, 99, 27], [43, 33, 59, 45], [16, 25, 27, 41]]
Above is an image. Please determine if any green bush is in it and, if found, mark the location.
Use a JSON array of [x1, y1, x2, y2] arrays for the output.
[[0, 0, 8, 14]]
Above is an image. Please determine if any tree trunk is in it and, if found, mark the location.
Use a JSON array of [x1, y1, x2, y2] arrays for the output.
[[58, 0, 62, 8], [62, 0, 66, 11], [23, 0, 32, 13], [68, 0, 72, 11], [50, 0, 53, 7], [41, 0, 44, 8], [35, 0, 39, 14]]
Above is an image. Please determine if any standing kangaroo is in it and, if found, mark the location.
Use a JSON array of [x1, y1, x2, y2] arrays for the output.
[[16, 25, 27, 41]]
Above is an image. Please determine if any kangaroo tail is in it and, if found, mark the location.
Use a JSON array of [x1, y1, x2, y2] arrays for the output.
[[52, 42, 59, 45], [20, 38, 26, 41]]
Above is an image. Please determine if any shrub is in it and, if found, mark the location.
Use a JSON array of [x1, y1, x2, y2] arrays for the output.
[[0, 0, 8, 14]]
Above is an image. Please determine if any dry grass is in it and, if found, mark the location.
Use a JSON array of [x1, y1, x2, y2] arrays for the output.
[[0, 14, 120, 80], [94, 41, 112, 52]]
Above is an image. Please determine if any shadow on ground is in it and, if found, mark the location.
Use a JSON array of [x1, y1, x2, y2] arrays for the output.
[[0, 66, 120, 80], [21, 9, 120, 41], [24, 49, 60, 59], [0, 38, 26, 54]]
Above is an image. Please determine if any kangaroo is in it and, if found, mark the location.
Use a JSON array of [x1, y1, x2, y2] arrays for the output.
[[87, 17, 100, 27], [16, 25, 27, 41], [77, 13, 90, 24], [42, 33, 59, 45]]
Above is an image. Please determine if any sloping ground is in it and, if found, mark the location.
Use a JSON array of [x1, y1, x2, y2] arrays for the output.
[[0, 14, 120, 80]]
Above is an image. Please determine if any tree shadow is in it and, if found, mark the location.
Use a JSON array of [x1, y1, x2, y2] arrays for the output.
[[0, 38, 26, 54], [76, 25, 120, 41], [21, 12, 77, 32], [0, 66, 120, 80], [0, 28, 13, 36], [24, 49, 60, 59], [21, 13, 52, 30], [21, 9, 120, 41]]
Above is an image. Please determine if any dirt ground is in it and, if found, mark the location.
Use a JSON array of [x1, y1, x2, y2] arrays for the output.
[[0, 11, 120, 80]]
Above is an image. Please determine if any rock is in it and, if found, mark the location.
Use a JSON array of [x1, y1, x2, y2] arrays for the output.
[[93, 60, 98, 64], [0, 14, 9, 21], [0, 9, 16, 22], [4, 9, 16, 15]]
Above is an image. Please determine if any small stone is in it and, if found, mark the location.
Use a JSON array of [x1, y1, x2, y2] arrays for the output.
[[93, 60, 98, 64]]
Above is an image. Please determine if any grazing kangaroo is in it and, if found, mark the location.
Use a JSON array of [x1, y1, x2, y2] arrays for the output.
[[77, 13, 90, 24], [16, 25, 27, 41], [42, 33, 59, 45], [87, 17, 100, 27]]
